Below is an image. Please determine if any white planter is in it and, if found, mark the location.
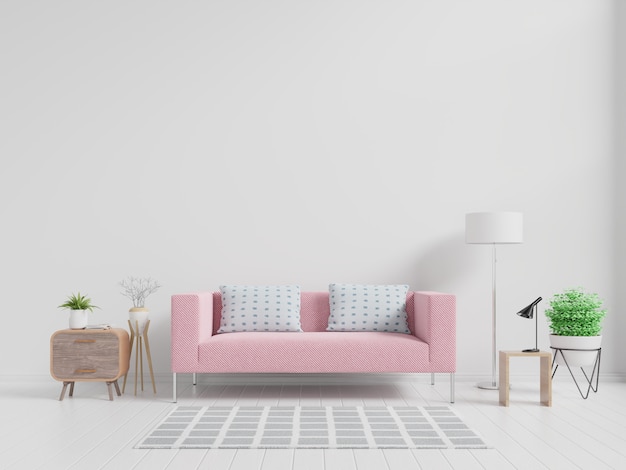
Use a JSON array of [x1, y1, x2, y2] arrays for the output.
[[550, 334, 602, 367], [68, 310, 88, 329], [129, 307, 149, 334]]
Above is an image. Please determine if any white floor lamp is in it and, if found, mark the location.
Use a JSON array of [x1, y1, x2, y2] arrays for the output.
[[466, 212, 523, 390]]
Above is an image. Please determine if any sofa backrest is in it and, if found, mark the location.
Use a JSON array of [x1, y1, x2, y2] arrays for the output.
[[212, 291, 416, 334]]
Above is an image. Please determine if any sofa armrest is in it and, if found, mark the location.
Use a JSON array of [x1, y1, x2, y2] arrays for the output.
[[171, 292, 214, 372], [413, 291, 456, 371]]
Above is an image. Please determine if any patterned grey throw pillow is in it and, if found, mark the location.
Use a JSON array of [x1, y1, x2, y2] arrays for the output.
[[326, 284, 411, 334], [218, 285, 302, 333]]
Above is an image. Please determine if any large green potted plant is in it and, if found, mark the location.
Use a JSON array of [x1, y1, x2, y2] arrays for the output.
[[544, 288, 606, 367], [58, 292, 99, 329]]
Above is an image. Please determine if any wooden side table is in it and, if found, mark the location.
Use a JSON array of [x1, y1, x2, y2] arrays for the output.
[[499, 350, 552, 407], [50, 328, 130, 401]]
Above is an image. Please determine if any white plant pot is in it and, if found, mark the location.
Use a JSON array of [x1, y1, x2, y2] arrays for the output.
[[129, 307, 149, 334], [68, 309, 88, 329], [549, 334, 602, 367]]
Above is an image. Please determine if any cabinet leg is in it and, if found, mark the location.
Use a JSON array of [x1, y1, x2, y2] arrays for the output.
[[107, 382, 114, 401], [69, 382, 75, 397], [59, 382, 69, 401], [114, 380, 121, 397]]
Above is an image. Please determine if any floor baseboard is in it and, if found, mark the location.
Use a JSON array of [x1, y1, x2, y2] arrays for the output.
[[4, 372, 625, 384]]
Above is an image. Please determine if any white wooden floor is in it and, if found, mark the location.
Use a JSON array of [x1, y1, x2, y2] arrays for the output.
[[1, 375, 625, 470]]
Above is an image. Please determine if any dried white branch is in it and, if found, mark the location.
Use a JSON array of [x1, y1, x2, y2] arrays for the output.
[[119, 276, 161, 308]]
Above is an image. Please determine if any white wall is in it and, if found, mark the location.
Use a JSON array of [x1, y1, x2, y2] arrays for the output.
[[0, 0, 619, 379], [616, 0, 626, 376]]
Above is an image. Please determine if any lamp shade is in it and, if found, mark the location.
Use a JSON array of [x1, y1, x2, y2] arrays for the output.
[[465, 212, 523, 244], [516, 297, 542, 319]]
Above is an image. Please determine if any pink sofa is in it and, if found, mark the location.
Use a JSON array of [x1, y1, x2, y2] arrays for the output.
[[171, 291, 456, 402]]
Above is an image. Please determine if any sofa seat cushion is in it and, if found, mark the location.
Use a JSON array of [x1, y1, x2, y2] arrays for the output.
[[197, 332, 430, 373]]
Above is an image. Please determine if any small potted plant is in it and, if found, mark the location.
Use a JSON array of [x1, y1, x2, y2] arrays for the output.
[[58, 292, 99, 329], [545, 287, 606, 367], [119, 276, 161, 333]]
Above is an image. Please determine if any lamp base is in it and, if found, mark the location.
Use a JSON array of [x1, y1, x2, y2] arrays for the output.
[[477, 381, 499, 390], [522, 348, 540, 353]]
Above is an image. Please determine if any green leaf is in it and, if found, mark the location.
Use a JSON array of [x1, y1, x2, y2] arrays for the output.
[[57, 292, 99, 312], [544, 288, 606, 336]]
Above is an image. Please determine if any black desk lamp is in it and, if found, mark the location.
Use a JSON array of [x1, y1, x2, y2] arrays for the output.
[[516, 297, 542, 353]]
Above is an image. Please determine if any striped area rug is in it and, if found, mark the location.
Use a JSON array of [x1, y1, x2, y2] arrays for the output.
[[135, 405, 488, 449]]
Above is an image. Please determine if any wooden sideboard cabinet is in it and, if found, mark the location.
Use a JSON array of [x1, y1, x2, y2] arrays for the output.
[[50, 328, 130, 401]]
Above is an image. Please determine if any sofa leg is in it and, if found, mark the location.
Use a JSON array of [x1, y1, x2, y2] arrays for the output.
[[431, 373, 435, 385], [173, 373, 177, 403], [192, 373, 197, 386], [450, 373, 455, 404]]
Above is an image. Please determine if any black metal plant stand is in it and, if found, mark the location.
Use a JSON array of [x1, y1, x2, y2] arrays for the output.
[[550, 347, 601, 399]]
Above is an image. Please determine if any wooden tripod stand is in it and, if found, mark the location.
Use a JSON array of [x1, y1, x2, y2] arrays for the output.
[[122, 319, 156, 395]]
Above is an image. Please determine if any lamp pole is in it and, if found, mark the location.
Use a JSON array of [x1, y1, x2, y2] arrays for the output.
[[534, 304, 538, 350], [478, 244, 498, 390], [522, 303, 540, 353]]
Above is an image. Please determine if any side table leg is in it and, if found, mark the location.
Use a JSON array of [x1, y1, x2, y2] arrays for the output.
[[106, 382, 113, 401], [499, 352, 509, 406], [114, 380, 122, 397], [540, 354, 552, 406]]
